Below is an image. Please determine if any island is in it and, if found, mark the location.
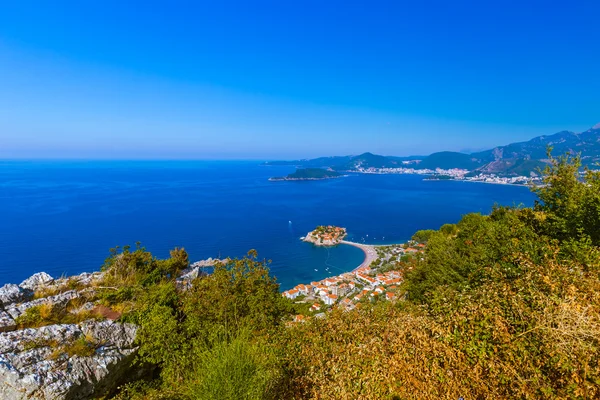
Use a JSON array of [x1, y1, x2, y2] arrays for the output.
[[303, 225, 347, 246], [269, 168, 342, 181]]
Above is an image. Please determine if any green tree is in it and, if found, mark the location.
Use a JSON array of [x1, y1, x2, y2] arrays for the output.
[[534, 150, 600, 245], [123, 250, 291, 397], [411, 229, 436, 243]]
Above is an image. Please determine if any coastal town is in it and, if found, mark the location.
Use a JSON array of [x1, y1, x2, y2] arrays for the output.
[[284, 227, 425, 321], [353, 166, 541, 185]]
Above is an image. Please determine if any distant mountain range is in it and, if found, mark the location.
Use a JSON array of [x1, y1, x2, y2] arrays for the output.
[[263, 124, 600, 176]]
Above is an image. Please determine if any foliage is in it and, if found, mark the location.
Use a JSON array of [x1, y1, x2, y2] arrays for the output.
[[403, 207, 545, 303], [111, 250, 292, 399], [411, 229, 436, 243], [534, 150, 600, 245], [14, 300, 97, 329], [50, 336, 97, 360], [282, 168, 341, 179], [185, 330, 283, 400]]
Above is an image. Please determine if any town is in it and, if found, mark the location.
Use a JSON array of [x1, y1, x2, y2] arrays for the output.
[[353, 166, 542, 185], [282, 242, 425, 322]]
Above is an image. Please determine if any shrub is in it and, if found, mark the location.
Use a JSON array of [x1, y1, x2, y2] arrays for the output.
[[186, 331, 283, 400]]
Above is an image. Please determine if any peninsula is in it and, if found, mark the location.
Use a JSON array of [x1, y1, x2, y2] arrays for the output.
[[269, 168, 342, 181]]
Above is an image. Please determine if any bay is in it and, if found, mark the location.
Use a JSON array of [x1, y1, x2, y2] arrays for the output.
[[0, 160, 536, 290]]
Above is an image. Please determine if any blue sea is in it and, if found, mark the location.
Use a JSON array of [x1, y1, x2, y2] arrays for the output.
[[0, 160, 536, 290]]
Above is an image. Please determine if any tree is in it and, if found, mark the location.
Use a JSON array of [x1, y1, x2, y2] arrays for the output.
[[534, 149, 600, 245]]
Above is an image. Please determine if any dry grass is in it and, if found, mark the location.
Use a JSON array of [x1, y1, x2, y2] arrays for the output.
[[281, 250, 600, 400], [49, 336, 97, 360], [33, 276, 88, 300]]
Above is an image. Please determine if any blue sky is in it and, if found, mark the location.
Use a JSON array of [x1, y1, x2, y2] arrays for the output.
[[1, 1, 598, 159]]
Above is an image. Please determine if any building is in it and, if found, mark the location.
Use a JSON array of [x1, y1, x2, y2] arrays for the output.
[[324, 293, 338, 306], [283, 288, 300, 299]]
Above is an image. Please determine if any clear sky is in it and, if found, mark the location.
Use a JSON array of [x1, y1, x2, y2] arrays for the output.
[[1, 1, 598, 159]]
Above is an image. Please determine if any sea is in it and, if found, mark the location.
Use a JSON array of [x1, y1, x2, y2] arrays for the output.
[[0, 160, 536, 290]]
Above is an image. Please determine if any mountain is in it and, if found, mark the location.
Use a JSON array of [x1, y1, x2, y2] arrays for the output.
[[332, 152, 401, 170], [263, 124, 600, 176], [472, 126, 600, 168], [416, 151, 482, 170]]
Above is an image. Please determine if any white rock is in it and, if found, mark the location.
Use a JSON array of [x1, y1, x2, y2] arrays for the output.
[[0, 311, 16, 333], [0, 283, 30, 308], [5, 291, 79, 320], [0, 321, 138, 399], [19, 273, 54, 291]]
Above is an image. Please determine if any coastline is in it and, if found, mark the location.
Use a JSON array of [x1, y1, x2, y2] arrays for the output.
[[268, 175, 345, 182], [339, 240, 379, 272], [350, 170, 536, 187], [424, 178, 532, 187]]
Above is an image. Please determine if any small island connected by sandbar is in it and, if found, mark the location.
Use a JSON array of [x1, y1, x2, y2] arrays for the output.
[[302, 225, 347, 246], [269, 168, 343, 181], [302, 226, 379, 271]]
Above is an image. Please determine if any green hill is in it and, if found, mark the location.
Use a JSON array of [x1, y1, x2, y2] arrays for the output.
[[270, 168, 342, 180], [416, 151, 482, 170]]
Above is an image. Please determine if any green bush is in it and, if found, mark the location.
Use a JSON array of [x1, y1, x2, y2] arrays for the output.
[[186, 331, 282, 400]]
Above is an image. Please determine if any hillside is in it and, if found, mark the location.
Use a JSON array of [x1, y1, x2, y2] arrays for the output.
[[473, 125, 600, 167], [416, 151, 482, 170], [332, 152, 402, 170], [269, 168, 342, 181]]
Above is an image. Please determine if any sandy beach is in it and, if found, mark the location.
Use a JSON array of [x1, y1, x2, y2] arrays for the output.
[[340, 240, 379, 272]]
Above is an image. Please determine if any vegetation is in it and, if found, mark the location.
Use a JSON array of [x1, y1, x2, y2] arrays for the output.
[[271, 167, 342, 180], [104, 249, 292, 399], [106, 151, 599, 399], [14, 299, 98, 329], [50, 336, 97, 360]]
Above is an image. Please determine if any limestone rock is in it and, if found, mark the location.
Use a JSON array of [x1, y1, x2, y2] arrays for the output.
[[0, 311, 16, 333], [0, 283, 30, 308], [0, 321, 138, 399], [5, 291, 79, 320], [20, 273, 54, 291], [190, 257, 229, 268]]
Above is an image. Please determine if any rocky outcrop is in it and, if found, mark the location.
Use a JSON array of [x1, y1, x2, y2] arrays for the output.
[[176, 259, 226, 289], [5, 290, 80, 321], [0, 284, 31, 309], [0, 271, 138, 399], [190, 258, 229, 268], [0, 321, 138, 399], [0, 260, 212, 399], [0, 311, 16, 333], [19, 273, 54, 291]]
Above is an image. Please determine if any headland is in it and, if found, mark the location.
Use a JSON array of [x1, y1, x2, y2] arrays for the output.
[[269, 168, 343, 181]]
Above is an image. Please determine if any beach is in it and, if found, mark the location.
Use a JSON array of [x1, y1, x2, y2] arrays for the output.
[[340, 240, 379, 271]]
